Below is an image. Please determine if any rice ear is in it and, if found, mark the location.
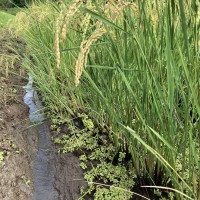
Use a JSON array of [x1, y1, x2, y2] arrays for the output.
[[75, 26, 106, 86], [60, 0, 83, 42], [54, 15, 61, 69]]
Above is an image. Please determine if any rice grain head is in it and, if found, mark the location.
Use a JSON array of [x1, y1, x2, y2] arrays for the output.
[[60, 0, 83, 42], [81, 13, 91, 40], [75, 26, 106, 86], [103, 0, 138, 21], [54, 11, 63, 69]]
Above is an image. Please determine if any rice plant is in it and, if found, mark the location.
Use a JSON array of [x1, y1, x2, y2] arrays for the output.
[[17, 0, 200, 199]]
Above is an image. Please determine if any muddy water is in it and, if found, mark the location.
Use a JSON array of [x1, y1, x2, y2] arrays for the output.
[[23, 75, 59, 200]]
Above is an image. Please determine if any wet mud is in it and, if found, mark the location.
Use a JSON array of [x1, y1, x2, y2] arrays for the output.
[[0, 36, 85, 200]]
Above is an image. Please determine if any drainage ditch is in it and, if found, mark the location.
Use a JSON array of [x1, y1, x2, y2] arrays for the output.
[[23, 75, 59, 200]]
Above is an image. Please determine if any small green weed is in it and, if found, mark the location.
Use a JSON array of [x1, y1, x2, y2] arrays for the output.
[[21, 175, 31, 186], [0, 151, 4, 164], [52, 112, 136, 199]]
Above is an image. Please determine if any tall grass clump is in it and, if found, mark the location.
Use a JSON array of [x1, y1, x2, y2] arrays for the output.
[[17, 0, 199, 199]]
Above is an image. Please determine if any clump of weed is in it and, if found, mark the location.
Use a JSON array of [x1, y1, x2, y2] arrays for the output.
[[51, 112, 136, 199]]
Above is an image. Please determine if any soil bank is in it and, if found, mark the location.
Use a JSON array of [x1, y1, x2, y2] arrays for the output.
[[0, 34, 85, 200]]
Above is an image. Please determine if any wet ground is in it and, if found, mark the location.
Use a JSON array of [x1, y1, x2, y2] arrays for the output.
[[0, 34, 85, 200], [0, 36, 36, 199]]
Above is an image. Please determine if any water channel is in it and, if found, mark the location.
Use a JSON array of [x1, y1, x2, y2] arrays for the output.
[[23, 75, 59, 200]]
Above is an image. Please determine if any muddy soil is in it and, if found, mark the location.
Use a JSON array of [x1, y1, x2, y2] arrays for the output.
[[54, 152, 86, 200], [0, 79, 37, 200], [0, 34, 85, 200], [0, 35, 37, 200]]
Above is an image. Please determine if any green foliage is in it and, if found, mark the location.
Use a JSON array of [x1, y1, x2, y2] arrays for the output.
[[12, 0, 32, 7], [18, 0, 200, 199], [94, 186, 132, 200], [0, 0, 13, 9], [0, 0, 31, 8], [53, 114, 99, 153], [0, 11, 15, 29], [82, 117, 94, 131], [83, 162, 135, 200], [51, 112, 136, 199], [6, 7, 22, 15]]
